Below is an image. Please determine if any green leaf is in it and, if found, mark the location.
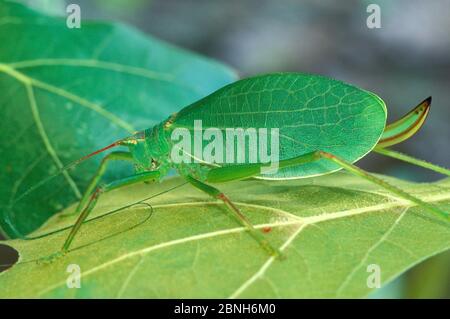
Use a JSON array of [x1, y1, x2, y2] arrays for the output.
[[14, 0, 66, 15], [0, 1, 237, 237], [1, 172, 449, 298]]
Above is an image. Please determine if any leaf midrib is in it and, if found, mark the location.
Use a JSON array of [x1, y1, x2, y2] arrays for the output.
[[9, 59, 176, 82]]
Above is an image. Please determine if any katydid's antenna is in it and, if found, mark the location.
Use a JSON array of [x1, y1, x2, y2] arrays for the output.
[[13, 139, 125, 205]]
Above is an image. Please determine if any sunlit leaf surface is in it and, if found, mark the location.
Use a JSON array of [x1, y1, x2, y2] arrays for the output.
[[1, 173, 449, 298]]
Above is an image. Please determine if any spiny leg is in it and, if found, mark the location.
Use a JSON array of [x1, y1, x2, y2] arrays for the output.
[[373, 97, 450, 176], [61, 170, 161, 254], [205, 151, 448, 221], [185, 175, 283, 258], [60, 151, 133, 218], [316, 151, 449, 221], [206, 152, 319, 183], [374, 148, 450, 177]]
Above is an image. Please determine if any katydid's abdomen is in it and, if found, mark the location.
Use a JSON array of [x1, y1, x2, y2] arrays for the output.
[[167, 73, 387, 179]]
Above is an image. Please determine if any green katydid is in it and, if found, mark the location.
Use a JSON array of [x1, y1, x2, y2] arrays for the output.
[[14, 73, 450, 259]]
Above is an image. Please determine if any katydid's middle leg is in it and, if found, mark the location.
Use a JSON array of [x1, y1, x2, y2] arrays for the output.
[[185, 175, 283, 258], [61, 170, 160, 253]]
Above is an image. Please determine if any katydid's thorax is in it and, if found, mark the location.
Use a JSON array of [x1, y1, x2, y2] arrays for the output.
[[124, 123, 171, 177], [124, 120, 211, 181]]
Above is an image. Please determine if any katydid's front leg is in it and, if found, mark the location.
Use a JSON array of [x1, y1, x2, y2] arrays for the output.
[[61, 151, 133, 218], [61, 170, 160, 254], [185, 176, 284, 259]]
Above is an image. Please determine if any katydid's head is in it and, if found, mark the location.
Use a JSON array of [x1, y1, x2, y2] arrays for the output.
[[121, 126, 171, 174]]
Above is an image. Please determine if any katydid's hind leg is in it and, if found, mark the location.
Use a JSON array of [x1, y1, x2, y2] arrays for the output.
[[60, 170, 160, 254], [60, 151, 133, 218], [317, 151, 449, 221], [373, 97, 449, 176], [374, 148, 450, 177], [185, 176, 283, 258], [206, 151, 448, 221]]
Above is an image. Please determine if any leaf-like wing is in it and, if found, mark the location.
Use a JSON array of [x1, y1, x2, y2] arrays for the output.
[[172, 73, 387, 179]]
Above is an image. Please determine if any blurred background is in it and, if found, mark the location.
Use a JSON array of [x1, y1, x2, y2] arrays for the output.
[[21, 0, 449, 182], [5, 0, 450, 298]]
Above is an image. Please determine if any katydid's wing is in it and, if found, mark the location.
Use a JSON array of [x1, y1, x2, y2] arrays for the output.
[[171, 73, 387, 179]]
